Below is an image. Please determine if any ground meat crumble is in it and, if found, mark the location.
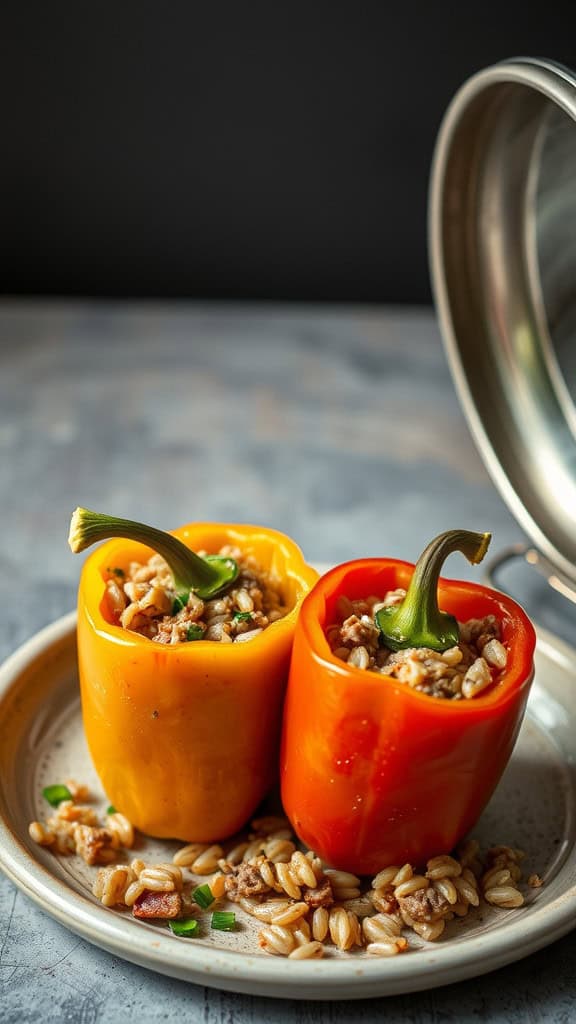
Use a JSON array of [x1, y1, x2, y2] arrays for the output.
[[326, 592, 509, 699], [224, 862, 273, 900], [398, 886, 450, 923]]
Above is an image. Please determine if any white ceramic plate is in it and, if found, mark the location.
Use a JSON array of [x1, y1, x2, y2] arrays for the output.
[[0, 610, 575, 1000]]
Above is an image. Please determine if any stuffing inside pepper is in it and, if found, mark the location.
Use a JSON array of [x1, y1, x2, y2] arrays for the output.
[[103, 546, 288, 645], [327, 593, 508, 699]]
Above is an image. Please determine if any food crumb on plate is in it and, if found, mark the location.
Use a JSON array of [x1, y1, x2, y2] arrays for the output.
[[28, 782, 542, 959]]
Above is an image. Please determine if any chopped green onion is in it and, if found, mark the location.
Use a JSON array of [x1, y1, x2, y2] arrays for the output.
[[186, 624, 204, 642], [192, 883, 215, 909], [172, 594, 187, 615], [42, 784, 73, 807], [211, 911, 236, 931], [106, 805, 116, 814], [234, 611, 253, 622], [169, 917, 200, 938]]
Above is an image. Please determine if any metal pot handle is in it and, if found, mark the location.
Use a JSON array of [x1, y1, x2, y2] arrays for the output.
[[484, 544, 576, 605]]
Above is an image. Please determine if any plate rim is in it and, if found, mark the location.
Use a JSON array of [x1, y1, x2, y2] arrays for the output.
[[1, 610, 576, 1000]]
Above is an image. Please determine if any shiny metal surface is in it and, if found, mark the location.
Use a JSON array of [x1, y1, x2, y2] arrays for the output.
[[485, 544, 576, 606], [429, 57, 576, 586]]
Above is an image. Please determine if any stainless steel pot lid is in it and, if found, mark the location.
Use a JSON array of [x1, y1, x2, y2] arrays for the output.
[[429, 57, 576, 589]]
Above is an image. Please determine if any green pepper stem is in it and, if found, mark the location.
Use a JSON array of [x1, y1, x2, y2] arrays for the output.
[[376, 529, 491, 652], [68, 507, 239, 599]]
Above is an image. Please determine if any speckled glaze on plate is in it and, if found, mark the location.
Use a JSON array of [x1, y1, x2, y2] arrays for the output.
[[0, 609, 575, 1000]]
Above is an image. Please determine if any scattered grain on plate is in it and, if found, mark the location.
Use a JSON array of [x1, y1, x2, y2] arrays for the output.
[[28, 783, 538, 953]]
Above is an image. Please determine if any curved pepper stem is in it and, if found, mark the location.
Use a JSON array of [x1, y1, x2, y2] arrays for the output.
[[68, 507, 239, 600], [375, 529, 491, 652]]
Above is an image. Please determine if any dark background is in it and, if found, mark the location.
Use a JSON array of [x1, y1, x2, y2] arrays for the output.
[[3, 6, 574, 304]]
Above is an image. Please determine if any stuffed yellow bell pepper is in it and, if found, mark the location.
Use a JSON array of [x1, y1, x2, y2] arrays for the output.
[[69, 508, 318, 842]]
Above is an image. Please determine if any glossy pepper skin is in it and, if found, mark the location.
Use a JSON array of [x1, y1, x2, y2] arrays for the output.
[[280, 558, 536, 875], [77, 522, 318, 842]]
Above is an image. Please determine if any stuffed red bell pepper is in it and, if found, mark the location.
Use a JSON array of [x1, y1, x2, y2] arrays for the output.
[[280, 530, 536, 874]]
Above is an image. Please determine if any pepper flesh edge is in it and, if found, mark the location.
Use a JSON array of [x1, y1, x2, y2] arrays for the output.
[[300, 557, 535, 711], [84, 523, 315, 657]]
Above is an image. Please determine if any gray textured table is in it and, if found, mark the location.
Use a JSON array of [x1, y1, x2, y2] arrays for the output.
[[0, 301, 574, 1023]]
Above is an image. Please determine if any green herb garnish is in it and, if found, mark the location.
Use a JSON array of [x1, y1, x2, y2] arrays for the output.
[[42, 784, 73, 807], [106, 804, 116, 814], [211, 911, 236, 931], [169, 918, 200, 938], [234, 612, 253, 622], [192, 884, 215, 909], [186, 624, 204, 642]]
